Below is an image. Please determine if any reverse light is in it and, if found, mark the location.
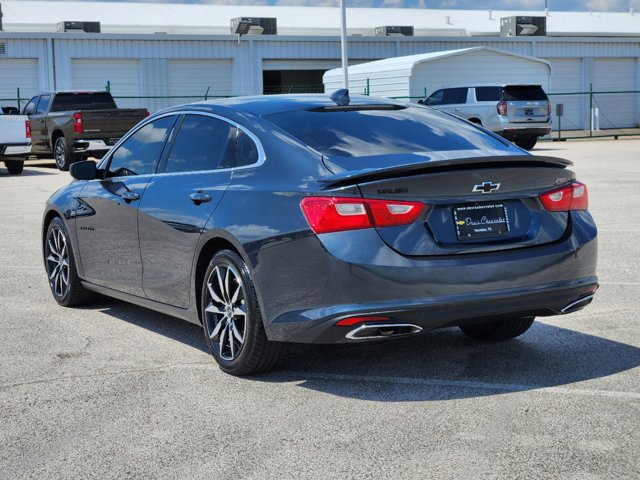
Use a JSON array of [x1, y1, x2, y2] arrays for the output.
[[73, 112, 84, 134], [497, 100, 508, 116], [300, 197, 425, 234], [25, 120, 31, 139], [539, 182, 588, 211]]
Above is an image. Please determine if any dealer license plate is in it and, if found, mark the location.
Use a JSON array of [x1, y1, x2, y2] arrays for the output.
[[453, 203, 510, 241]]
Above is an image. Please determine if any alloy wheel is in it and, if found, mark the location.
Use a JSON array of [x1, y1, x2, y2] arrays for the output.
[[46, 226, 70, 297], [204, 263, 247, 361], [54, 140, 66, 169]]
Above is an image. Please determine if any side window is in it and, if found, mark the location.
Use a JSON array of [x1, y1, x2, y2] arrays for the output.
[[23, 97, 39, 115], [426, 90, 445, 106], [236, 130, 259, 168], [107, 116, 175, 177], [36, 95, 51, 115], [441, 88, 468, 105], [475, 87, 501, 102], [165, 115, 236, 173]]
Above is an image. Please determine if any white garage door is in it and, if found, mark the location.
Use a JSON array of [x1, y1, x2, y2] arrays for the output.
[[547, 58, 583, 131], [593, 58, 637, 129], [168, 60, 233, 99], [0, 59, 39, 103], [72, 59, 142, 107]]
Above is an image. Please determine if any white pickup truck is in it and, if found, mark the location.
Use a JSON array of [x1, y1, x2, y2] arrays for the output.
[[0, 108, 31, 175]]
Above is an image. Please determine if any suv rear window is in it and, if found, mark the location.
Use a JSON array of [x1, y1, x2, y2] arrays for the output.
[[50, 92, 117, 112], [265, 106, 509, 158], [502, 86, 548, 101]]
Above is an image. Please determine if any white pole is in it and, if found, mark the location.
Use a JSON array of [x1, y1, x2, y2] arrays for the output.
[[340, 0, 349, 89]]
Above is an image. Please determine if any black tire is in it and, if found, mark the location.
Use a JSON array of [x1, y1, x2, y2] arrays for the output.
[[4, 160, 24, 175], [44, 217, 97, 307], [459, 317, 535, 341], [514, 136, 538, 150], [201, 249, 283, 376], [53, 136, 77, 171]]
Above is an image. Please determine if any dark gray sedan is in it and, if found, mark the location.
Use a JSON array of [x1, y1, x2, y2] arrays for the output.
[[42, 92, 598, 375]]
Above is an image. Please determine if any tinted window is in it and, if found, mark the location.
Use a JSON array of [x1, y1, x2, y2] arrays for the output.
[[108, 116, 175, 177], [36, 95, 51, 114], [236, 130, 259, 168], [503, 86, 548, 101], [441, 88, 467, 105], [165, 115, 236, 173], [23, 97, 39, 115], [266, 105, 509, 158], [475, 87, 501, 102], [426, 90, 445, 106], [51, 92, 117, 112]]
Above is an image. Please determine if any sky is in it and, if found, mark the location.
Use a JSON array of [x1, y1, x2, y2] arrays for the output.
[[32, 0, 640, 12]]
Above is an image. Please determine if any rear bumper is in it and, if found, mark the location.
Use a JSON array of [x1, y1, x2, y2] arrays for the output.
[[253, 211, 598, 344], [498, 126, 552, 139], [0, 143, 31, 157], [72, 139, 117, 153]]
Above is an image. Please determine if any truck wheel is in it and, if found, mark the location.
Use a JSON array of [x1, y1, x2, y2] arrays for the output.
[[514, 136, 538, 151], [4, 160, 24, 175], [54, 137, 77, 171]]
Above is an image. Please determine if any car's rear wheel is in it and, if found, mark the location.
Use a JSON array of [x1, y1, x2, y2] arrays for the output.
[[459, 317, 535, 341], [54, 137, 77, 171], [44, 217, 97, 307], [201, 249, 283, 376], [514, 136, 538, 150], [4, 160, 24, 175]]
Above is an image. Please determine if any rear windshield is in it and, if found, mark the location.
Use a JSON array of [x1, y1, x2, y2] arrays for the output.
[[502, 86, 548, 101], [51, 92, 117, 112], [265, 106, 510, 158]]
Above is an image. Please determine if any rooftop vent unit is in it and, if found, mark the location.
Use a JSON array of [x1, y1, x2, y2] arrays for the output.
[[375, 26, 414, 36], [231, 17, 277, 36], [500, 16, 546, 36], [57, 21, 101, 33]]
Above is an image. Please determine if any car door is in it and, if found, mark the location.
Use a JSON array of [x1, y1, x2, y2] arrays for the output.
[[75, 115, 178, 296], [31, 95, 51, 151], [426, 88, 468, 117], [138, 113, 238, 308], [22, 96, 41, 151]]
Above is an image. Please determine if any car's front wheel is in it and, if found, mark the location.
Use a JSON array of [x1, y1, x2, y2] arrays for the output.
[[459, 317, 535, 341], [44, 217, 97, 307], [201, 249, 283, 376]]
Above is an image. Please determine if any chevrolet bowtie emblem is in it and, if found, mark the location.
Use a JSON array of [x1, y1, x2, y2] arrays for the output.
[[472, 181, 501, 194]]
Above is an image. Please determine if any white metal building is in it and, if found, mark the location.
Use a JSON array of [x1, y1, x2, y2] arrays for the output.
[[323, 47, 552, 99], [1, 1, 639, 130]]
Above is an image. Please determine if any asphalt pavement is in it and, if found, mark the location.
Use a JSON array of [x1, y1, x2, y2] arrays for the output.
[[1, 139, 639, 479]]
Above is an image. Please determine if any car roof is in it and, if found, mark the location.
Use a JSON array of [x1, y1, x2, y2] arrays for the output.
[[184, 93, 405, 117]]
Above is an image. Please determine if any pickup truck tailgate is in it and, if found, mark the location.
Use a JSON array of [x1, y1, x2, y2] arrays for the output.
[[80, 109, 148, 139]]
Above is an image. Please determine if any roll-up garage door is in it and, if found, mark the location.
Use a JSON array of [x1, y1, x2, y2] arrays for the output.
[[593, 59, 637, 129], [0, 59, 39, 103], [548, 59, 583, 131], [168, 60, 233, 99], [72, 59, 142, 108]]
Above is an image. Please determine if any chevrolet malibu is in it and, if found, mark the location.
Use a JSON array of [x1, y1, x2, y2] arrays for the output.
[[42, 92, 598, 376]]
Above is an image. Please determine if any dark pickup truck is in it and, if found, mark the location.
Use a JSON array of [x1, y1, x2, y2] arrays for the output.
[[23, 91, 148, 170]]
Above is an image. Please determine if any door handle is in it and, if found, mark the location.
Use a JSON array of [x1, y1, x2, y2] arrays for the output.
[[453, 108, 461, 112], [122, 191, 140, 203], [189, 192, 212, 205]]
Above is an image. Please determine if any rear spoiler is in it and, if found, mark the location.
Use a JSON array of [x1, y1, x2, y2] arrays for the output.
[[318, 155, 572, 188]]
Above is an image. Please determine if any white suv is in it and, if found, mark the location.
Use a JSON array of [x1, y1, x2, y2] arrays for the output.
[[420, 84, 551, 150]]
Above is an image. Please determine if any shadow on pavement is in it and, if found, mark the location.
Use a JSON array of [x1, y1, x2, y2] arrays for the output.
[[0, 167, 58, 176], [90, 297, 640, 402]]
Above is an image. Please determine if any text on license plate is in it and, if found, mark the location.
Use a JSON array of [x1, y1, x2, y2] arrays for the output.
[[453, 203, 510, 241]]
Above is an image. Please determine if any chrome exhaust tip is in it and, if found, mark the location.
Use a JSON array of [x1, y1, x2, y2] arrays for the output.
[[345, 323, 423, 340], [560, 294, 595, 314]]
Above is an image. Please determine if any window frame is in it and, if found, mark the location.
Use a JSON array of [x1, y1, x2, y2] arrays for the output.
[[23, 96, 40, 116]]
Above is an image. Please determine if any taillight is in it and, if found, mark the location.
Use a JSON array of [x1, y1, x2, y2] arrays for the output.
[[497, 100, 508, 116], [73, 112, 83, 134], [300, 197, 425, 234], [25, 120, 31, 139], [145, 110, 151, 117], [539, 182, 588, 212]]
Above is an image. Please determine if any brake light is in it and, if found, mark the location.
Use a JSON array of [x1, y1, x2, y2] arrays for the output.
[[145, 110, 151, 117], [300, 197, 425, 234], [25, 120, 31, 139], [73, 112, 83, 134], [539, 182, 588, 211], [497, 100, 508, 116]]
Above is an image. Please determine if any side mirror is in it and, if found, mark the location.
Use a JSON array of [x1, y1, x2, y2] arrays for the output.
[[69, 160, 97, 180]]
